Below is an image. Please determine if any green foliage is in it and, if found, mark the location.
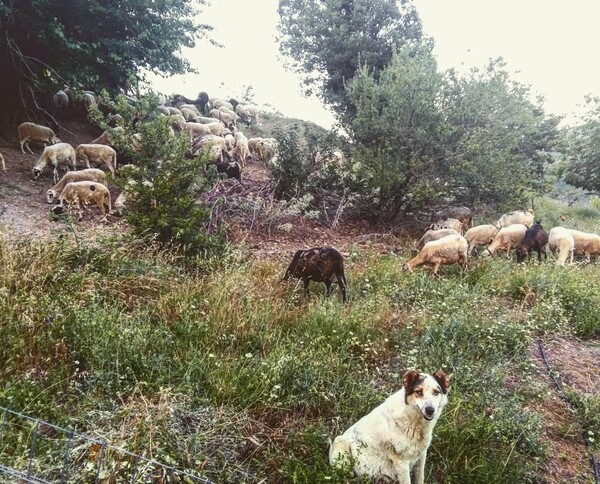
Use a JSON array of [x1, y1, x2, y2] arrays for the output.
[[347, 55, 560, 219], [90, 94, 226, 258], [0, 0, 209, 134], [278, 0, 425, 121], [561, 96, 600, 194]]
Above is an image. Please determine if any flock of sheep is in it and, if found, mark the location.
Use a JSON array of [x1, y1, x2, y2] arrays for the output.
[[0, 90, 280, 221], [406, 206, 600, 276]]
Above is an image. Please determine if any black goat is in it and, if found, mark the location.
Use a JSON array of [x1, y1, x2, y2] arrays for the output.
[[283, 247, 347, 302], [515, 223, 548, 263], [213, 161, 242, 182]]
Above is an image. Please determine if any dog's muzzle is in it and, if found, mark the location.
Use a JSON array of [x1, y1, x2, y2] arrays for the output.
[[423, 405, 435, 421]]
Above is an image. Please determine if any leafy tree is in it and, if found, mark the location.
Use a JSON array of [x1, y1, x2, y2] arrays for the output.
[[560, 96, 600, 194], [347, 55, 560, 220], [0, 0, 210, 136], [277, 0, 424, 122]]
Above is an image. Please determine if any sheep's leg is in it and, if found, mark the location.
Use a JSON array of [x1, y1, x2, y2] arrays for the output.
[[432, 262, 441, 277], [25, 139, 34, 155], [338, 277, 347, 303], [303, 279, 310, 298], [324, 281, 333, 297], [53, 167, 59, 184]]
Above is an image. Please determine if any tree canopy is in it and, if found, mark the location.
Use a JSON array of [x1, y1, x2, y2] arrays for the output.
[[278, 0, 424, 122], [0, 0, 209, 134]]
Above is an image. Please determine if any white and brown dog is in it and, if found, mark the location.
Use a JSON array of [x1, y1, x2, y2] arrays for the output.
[[329, 369, 450, 483]]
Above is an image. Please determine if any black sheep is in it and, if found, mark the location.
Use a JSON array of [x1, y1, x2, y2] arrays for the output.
[[212, 161, 242, 182], [283, 247, 347, 302], [515, 223, 549, 263]]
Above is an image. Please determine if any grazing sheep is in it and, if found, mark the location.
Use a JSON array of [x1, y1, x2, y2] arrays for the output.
[[494, 209, 535, 229], [548, 227, 575, 266], [435, 206, 473, 230], [176, 103, 201, 116], [208, 161, 242, 182], [90, 127, 125, 146], [0, 153, 5, 172], [166, 107, 182, 116], [112, 191, 127, 217], [212, 99, 234, 111], [157, 105, 171, 116], [464, 224, 498, 256], [416, 229, 458, 251], [515, 223, 549, 263], [180, 107, 198, 121], [255, 138, 278, 162], [32, 143, 76, 182], [193, 116, 218, 124], [185, 122, 212, 139], [236, 104, 260, 125], [228, 138, 250, 167], [209, 108, 238, 128], [429, 218, 464, 234], [51, 181, 112, 221], [75, 144, 117, 176], [248, 137, 263, 158], [566, 229, 600, 262], [283, 247, 348, 302], [46, 168, 107, 203], [81, 92, 96, 109], [192, 135, 229, 163], [403, 234, 468, 276], [53, 90, 69, 110], [206, 122, 230, 137], [486, 224, 527, 257], [224, 133, 235, 151], [18, 122, 60, 154]]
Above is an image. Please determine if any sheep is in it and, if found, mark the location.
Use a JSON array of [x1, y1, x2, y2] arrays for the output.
[[486, 224, 527, 257], [236, 104, 260, 125], [464, 224, 498, 256], [82, 92, 96, 109], [53, 90, 69, 110], [18, 122, 61, 154], [566, 229, 600, 262], [248, 137, 263, 158], [166, 106, 182, 116], [228, 138, 250, 167], [175, 103, 201, 116], [90, 127, 125, 146], [157, 105, 171, 116], [429, 218, 464, 234], [548, 227, 575, 266], [185, 122, 212, 139], [192, 135, 229, 163], [46, 168, 107, 203], [404, 234, 468, 276], [51, 181, 111, 221], [206, 122, 231, 137], [32, 143, 77, 183], [180, 107, 198, 121], [224, 133, 235, 151], [0, 153, 5, 172], [255, 138, 278, 162], [283, 247, 347, 302], [193, 116, 218, 124], [75, 144, 117, 176], [416, 229, 458, 251], [112, 191, 127, 217], [209, 108, 238, 128], [494, 209, 535, 229], [515, 223, 549, 263], [212, 99, 234, 111], [208, 161, 242, 182], [234, 131, 247, 142], [315, 149, 344, 166], [435, 206, 473, 229]]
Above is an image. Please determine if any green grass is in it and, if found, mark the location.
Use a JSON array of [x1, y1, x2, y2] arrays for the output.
[[1, 222, 599, 482]]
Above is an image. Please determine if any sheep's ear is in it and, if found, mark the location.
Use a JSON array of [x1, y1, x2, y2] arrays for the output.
[[432, 370, 450, 394], [402, 370, 420, 390]]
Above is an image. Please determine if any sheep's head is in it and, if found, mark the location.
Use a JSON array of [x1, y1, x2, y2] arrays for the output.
[[515, 247, 528, 263], [402, 262, 413, 273], [50, 204, 64, 216], [31, 168, 42, 180], [46, 189, 59, 204]]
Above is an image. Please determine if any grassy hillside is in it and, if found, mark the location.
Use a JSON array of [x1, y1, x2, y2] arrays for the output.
[[1, 204, 600, 482]]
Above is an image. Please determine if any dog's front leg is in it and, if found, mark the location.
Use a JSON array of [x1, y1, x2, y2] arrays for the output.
[[412, 451, 427, 484], [391, 460, 411, 484]]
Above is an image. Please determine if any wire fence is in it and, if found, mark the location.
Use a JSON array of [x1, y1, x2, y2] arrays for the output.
[[0, 406, 213, 483]]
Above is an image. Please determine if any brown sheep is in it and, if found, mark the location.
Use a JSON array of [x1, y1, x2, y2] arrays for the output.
[[404, 234, 468, 276], [283, 247, 347, 302]]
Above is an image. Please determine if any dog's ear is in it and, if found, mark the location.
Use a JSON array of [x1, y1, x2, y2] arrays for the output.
[[402, 370, 420, 390], [432, 370, 450, 394]]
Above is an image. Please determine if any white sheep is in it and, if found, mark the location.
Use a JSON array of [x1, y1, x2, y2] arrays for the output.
[[18, 122, 60, 154], [235, 104, 259, 125], [81, 92, 96, 109], [548, 227, 575, 266], [255, 138, 278, 162], [192, 135, 228, 163], [211, 99, 234, 111], [209, 108, 238, 128], [224, 133, 236, 151], [53, 90, 69, 110], [166, 106, 182, 116], [46, 168, 107, 203], [429, 217, 464, 234], [206, 122, 230, 137], [185, 122, 212, 139], [75, 144, 117, 176], [51, 181, 111, 221], [416, 228, 458, 251], [248, 137, 263, 158], [228, 138, 250, 167], [486, 224, 527, 256], [494, 209, 535, 229], [180, 107, 198, 122], [193, 116, 218, 124], [566, 229, 600, 262], [157, 106, 171, 116], [404, 234, 468, 276], [90, 127, 125, 146], [32, 143, 77, 183], [464, 224, 499, 256]]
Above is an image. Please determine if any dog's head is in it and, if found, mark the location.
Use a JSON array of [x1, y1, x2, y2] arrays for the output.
[[403, 369, 450, 422]]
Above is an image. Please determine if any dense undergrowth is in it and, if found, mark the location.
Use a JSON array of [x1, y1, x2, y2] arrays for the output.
[[1, 199, 599, 482]]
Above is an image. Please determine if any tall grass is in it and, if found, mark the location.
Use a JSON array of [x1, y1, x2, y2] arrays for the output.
[[1, 227, 599, 482]]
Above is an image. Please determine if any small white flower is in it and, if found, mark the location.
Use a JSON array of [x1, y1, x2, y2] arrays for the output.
[[245, 353, 252, 358]]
